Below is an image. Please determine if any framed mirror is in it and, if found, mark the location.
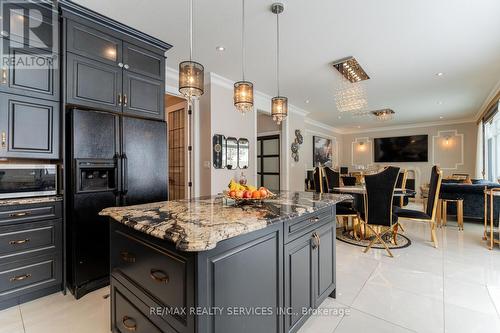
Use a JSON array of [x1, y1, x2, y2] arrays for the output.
[[212, 134, 226, 169], [226, 137, 238, 170], [238, 138, 249, 169]]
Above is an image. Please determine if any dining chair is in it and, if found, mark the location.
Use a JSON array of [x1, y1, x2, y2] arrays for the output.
[[313, 166, 324, 193], [341, 176, 357, 186], [393, 169, 409, 208], [323, 166, 340, 192], [394, 166, 443, 248], [360, 166, 401, 257]]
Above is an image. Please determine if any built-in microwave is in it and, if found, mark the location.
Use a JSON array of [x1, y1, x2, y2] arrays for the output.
[[0, 164, 57, 199]]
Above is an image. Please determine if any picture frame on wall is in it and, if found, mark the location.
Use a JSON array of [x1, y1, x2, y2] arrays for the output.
[[313, 136, 333, 167]]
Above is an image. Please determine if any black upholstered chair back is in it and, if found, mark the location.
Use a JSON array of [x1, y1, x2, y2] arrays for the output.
[[426, 166, 443, 218], [323, 167, 340, 192], [342, 176, 357, 186], [313, 167, 324, 193], [364, 166, 400, 227]]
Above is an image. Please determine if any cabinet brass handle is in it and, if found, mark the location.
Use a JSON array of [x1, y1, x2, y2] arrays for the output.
[[122, 316, 137, 331], [10, 273, 31, 282], [118, 62, 124, 68], [120, 251, 136, 263], [150, 269, 169, 284], [315, 233, 321, 248], [1, 68, 7, 84], [311, 233, 318, 249], [118, 93, 122, 106], [9, 238, 30, 245], [311, 216, 320, 223], [9, 211, 30, 218], [124, 64, 129, 70], [1, 131, 6, 148], [123, 94, 128, 107]]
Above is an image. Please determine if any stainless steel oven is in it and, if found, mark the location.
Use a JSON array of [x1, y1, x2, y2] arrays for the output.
[[0, 164, 57, 199]]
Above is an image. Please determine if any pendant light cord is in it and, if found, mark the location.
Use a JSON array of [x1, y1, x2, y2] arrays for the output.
[[189, 0, 193, 61], [242, 0, 246, 81], [276, 10, 280, 96]]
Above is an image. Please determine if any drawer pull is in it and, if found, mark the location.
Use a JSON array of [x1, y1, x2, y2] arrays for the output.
[[120, 251, 136, 263], [311, 232, 320, 249], [9, 212, 31, 218], [10, 273, 31, 282], [9, 238, 30, 245], [311, 216, 320, 223], [150, 269, 169, 284], [122, 316, 137, 331]]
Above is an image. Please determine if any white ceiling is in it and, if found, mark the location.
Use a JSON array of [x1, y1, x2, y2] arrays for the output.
[[73, 0, 500, 130]]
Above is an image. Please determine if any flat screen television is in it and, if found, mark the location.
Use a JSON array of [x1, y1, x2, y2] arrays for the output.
[[374, 135, 428, 162]]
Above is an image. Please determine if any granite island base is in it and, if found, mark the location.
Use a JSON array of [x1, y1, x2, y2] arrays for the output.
[[100, 192, 350, 333]]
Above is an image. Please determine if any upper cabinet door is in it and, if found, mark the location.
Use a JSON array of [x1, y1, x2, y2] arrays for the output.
[[122, 72, 164, 120], [0, 40, 59, 101], [0, 94, 59, 159], [122, 43, 164, 81], [66, 53, 122, 113], [66, 20, 122, 66]]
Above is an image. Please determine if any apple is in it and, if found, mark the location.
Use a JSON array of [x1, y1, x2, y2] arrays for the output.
[[252, 191, 261, 199], [259, 188, 268, 198], [235, 190, 244, 198], [243, 190, 252, 199]]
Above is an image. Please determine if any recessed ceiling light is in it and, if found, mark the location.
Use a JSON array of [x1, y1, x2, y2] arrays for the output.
[[357, 125, 361, 129], [436, 72, 444, 77], [437, 101, 443, 105], [337, 115, 342, 119], [305, 99, 310, 104], [216, 46, 225, 51], [439, 116, 444, 119]]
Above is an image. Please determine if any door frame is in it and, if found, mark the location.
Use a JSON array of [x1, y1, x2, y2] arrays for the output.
[[257, 134, 281, 191]]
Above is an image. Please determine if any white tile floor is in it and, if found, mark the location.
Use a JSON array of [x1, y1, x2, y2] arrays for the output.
[[1, 204, 499, 333]]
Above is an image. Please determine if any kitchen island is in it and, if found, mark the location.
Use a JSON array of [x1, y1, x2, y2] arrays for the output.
[[100, 191, 350, 333]]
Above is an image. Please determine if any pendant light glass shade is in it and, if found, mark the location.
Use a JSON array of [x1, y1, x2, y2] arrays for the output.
[[271, 96, 288, 124], [234, 81, 254, 114], [271, 3, 287, 124], [234, 0, 254, 114], [179, 0, 204, 99], [179, 61, 204, 98]]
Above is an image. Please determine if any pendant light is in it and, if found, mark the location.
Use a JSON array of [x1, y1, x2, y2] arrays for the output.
[[234, 0, 254, 114], [179, 0, 204, 99], [271, 2, 287, 124]]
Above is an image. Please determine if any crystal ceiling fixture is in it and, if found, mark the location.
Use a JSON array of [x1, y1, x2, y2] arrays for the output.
[[332, 57, 370, 83], [178, 0, 204, 100], [334, 75, 368, 112], [271, 2, 287, 125], [234, 0, 254, 114], [371, 108, 395, 121]]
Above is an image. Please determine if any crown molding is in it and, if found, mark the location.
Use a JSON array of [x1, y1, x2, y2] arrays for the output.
[[340, 117, 475, 135], [474, 78, 500, 122], [304, 118, 344, 134]]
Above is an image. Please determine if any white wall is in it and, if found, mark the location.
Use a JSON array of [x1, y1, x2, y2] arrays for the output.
[[341, 121, 477, 192]]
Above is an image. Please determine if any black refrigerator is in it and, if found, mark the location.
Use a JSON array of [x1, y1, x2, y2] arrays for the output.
[[66, 108, 167, 299]]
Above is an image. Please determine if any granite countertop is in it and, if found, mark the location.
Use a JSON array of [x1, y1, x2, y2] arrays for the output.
[[0, 195, 63, 207], [99, 191, 351, 252]]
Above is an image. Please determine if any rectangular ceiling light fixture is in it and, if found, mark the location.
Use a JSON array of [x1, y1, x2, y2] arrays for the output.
[[332, 56, 370, 83]]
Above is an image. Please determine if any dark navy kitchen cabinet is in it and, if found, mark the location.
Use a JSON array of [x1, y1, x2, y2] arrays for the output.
[[0, 93, 59, 159]]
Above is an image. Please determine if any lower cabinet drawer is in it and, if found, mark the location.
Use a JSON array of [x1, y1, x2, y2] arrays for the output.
[[0, 201, 62, 226], [0, 254, 61, 298], [111, 229, 189, 322], [0, 219, 61, 261], [111, 277, 173, 333]]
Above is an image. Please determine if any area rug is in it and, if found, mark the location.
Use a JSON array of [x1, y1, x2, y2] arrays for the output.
[[336, 227, 411, 249]]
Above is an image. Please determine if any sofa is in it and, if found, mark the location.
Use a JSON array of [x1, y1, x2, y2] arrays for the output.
[[440, 179, 500, 226]]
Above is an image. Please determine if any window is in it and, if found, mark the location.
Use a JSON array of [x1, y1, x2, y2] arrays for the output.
[[484, 112, 500, 181]]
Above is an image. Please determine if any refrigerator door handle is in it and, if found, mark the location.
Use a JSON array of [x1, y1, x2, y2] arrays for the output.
[[114, 153, 122, 195], [122, 153, 128, 195]]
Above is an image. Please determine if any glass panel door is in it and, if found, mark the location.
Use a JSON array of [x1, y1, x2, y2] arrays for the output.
[[257, 135, 280, 192]]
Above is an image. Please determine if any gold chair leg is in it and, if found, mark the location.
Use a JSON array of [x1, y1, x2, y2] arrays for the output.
[[436, 199, 442, 228], [397, 222, 405, 233], [442, 201, 447, 227], [457, 200, 464, 231], [431, 221, 438, 248]]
